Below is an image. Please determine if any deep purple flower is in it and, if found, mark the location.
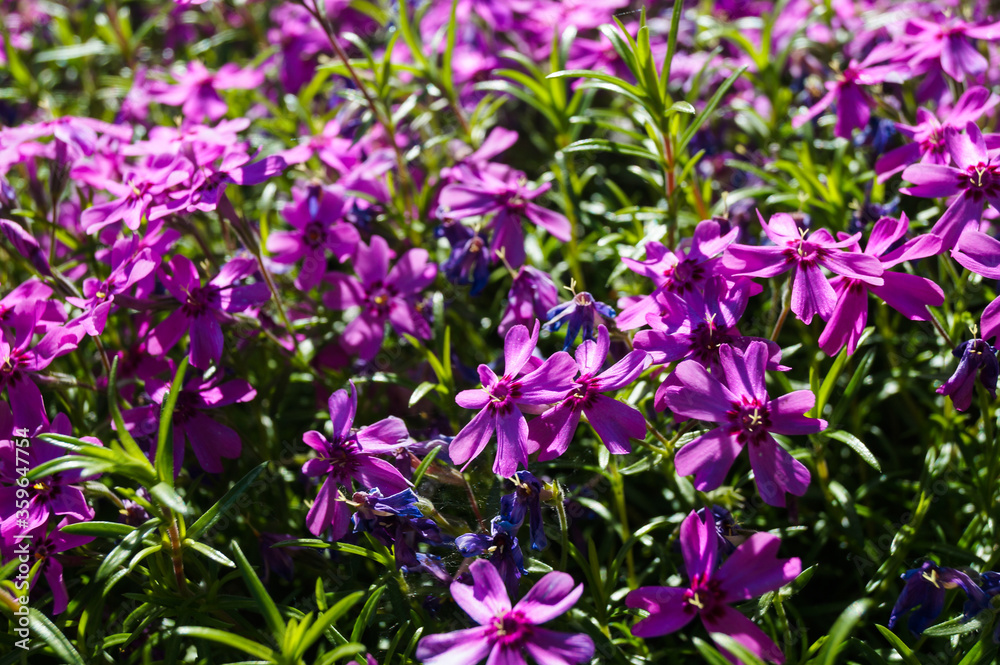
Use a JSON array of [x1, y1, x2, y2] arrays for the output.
[[899, 17, 1000, 81], [437, 167, 571, 269], [617, 220, 739, 331], [80, 159, 190, 234], [122, 369, 256, 475], [936, 334, 998, 412], [416, 558, 593, 665], [302, 382, 411, 539], [902, 122, 1000, 249], [659, 341, 826, 507], [450, 322, 576, 477], [437, 221, 493, 297], [889, 562, 985, 636], [819, 214, 944, 356], [153, 61, 264, 122], [499, 266, 559, 337], [626, 510, 800, 664], [722, 211, 884, 324], [498, 471, 548, 551], [1, 518, 93, 615], [350, 488, 448, 568], [455, 516, 527, 599], [147, 255, 271, 369], [324, 235, 437, 362], [267, 185, 360, 292], [544, 291, 616, 350], [527, 325, 649, 461]]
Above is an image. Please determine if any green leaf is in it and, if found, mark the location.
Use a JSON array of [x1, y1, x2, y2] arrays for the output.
[[298, 591, 366, 656], [108, 356, 153, 467], [187, 540, 236, 568], [561, 138, 659, 162], [411, 444, 442, 487], [546, 69, 642, 97], [187, 462, 268, 540], [27, 608, 86, 665], [272, 538, 331, 549], [174, 627, 275, 660], [34, 40, 115, 63], [710, 634, 768, 665], [59, 521, 135, 538], [677, 65, 748, 153], [315, 643, 368, 665], [692, 637, 733, 665], [149, 481, 188, 515], [409, 381, 437, 407], [816, 599, 872, 665], [350, 585, 386, 643], [330, 541, 392, 566], [922, 611, 992, 637], [232, 540, 285, 639], [874, 624, 921, 665], [96, 518, 161, 582], [825, 430, 881, 472], [667, 100, 696, 115], [156, 357, 189, 486]]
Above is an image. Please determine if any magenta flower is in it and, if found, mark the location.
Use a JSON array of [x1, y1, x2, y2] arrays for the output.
[[951, 231, 1000, 342], [437, 167, 571, 268], [902, 122, 1000, 249], [416, 559, 594, 665], [899, 17, 1000, 81], [1, 517, 93, 615], [0, 408, 97, 538], [147, 255, 271, 369], [875, 87, 999, 182], [153, 61, 264, 121], [80, 159, 190, 234], [616, 220, 739, 331], [791, 42, 904, 139], [450, 322, 576, 477], [819, 214, 944, 356], [498, 266, 559, 337], [527, 325, 649, 460], [324, 235, 437, 361], [302, 382, 411, 538], [658, 341, 826, 507], [722, 211, 884, 324], [266, 185, 360, 291], [626, 510, 800, 664]]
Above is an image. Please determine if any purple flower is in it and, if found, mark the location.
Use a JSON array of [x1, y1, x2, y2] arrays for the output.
[[876, 87, 999, 182], [437, 167, 571, 269], [1, 517, 94, 615], [544, 291, 616, 350], [819, 214, 944, 356], [889, 562, 984, 636], [455, 516, 527, 598], [267, 185, 360, 292], [616, 220, 739, 331], [450, 322, 576, 477], [951, 231, 1000, 343], [936, 334, 998, 412], [153, 61, 264, 122], [722, 211, 884, 324], [499, 266, 559, 337], [626, 510, 800, 664], [0, 408, 97, 537], [416, 558, 594, 665], [302, 382, 411, 539], [498, 471, 548, 551], [80, 159, 190, 234], [658, 341, 826, 507], [123, 369, 256, 475], [527, 325, 649, 461], [147, 255, 271, 369], [324, 235, 437, 362], [899, 17, 1000, 81], [350, 488, 448, 569], [902, 122, 1000, 249], [437, 221, 492, 297], [791, 42, 904, 139]]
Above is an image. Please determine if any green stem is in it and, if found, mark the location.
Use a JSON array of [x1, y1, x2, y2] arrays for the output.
[[608, 457, 635, 588]]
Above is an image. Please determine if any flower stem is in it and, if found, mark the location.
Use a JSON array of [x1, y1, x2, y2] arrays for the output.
[[554, 482, 569, 571], [608, 457, 635, 588]]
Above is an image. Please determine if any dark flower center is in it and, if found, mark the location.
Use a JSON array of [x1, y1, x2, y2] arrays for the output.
[[685, 572, 725, 618], [961, 162, 1000, 199], [492, 611, 529, 646], [303, 222, 326, 249], [489, 378, 522, 414], [182, 285, 214, 317], [688, 318, 737, 366], [727, 399, 772, 446], [666, 259, 704, 293], [325, 439, 363, 479]]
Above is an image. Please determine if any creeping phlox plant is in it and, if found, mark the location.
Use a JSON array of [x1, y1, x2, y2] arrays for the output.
[[2, 1, 1000, 664]]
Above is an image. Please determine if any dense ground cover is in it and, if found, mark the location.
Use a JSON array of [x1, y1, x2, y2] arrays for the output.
[[2, 0, 1000, 664]]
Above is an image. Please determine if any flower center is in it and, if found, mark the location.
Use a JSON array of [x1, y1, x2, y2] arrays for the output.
[[182, 285, 213, 317], [728, 399, 772, 445], [492, 611, 529, 646], [303, 222, 326, 249]]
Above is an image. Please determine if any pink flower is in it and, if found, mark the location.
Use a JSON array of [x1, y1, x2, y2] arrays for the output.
[[153, 61, 264, 122], [416, 559, 594, 665]]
